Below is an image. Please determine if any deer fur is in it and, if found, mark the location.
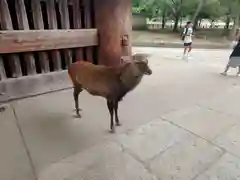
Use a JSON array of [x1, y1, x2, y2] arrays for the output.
[[68, 57, 152, 133]]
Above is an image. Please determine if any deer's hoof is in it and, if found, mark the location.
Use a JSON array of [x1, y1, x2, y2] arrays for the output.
[[116, 123, 122, 126], [73, 113, 81, 118], [109, 128, 115, 133]]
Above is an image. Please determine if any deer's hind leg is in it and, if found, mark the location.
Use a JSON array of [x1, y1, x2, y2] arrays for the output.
[[107, 100, 115, 133], [114, 101, 121, 126], [73, 86, 83, 117]]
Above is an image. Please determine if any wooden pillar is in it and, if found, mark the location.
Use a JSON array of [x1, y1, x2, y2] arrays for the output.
[[94, 0, 132, 66]]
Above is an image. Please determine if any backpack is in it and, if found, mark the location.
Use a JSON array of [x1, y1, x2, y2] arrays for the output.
[[181, 28, 188, 41]]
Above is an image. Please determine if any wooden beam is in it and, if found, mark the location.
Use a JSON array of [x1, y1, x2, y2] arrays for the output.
[[0, 29, 98, 54]]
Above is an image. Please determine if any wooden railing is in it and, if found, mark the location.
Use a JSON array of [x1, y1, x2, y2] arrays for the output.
[[0, 0, 97, 80], [0, 0, 97, 101]]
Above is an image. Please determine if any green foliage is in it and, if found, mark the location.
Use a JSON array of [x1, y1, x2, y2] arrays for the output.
[[132, 0, 239, 21]]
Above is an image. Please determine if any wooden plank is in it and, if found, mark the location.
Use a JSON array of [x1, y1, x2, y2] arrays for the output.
[[72, 0, 83, 60], [46, 0, 62, 71], [0, 56, 6, 80], [15, 0, 36, 75], [0, 29, 98, 53], [58, 0, 72, 68], [0, 0, 22, 77], [31, 0, 50, 73], [82, 0, 93, 62]]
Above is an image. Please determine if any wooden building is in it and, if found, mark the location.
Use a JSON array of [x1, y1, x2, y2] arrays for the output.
[[0, 0, 132, 102]]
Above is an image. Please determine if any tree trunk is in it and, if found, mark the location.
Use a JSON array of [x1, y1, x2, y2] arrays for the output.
[[192, 0, 204, 25], [230, 15, 239, 39], [173, 13, 180, 32], [222, 15, 231, 36], [210, 20, 214, 28], [225, 15, 230, 29], [180, 16, 183, 28], [193, 17, 199, 30], [161, 13, 166, 29], [198, 19, 202, 28]]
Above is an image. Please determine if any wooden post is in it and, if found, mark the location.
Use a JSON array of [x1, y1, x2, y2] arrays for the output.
[[94, 0, 132, 66], [0, 13, 6, 80], [82, 0, 94, 63], [31, 0, 50, 73], [0, 56, 6, 80], [0, 0, 22, 77], [46, 0, 62, 71], [58, 0, 72, 68], [15, 0, 37, 75], [71, 0, 84, 60]]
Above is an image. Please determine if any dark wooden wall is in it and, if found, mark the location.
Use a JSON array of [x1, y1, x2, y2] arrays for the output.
[[0, 0, 97, 79], [0, 0, 132, 102]]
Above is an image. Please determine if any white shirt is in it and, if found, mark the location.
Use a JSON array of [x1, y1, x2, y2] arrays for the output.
[[183, 27, 193, 43]]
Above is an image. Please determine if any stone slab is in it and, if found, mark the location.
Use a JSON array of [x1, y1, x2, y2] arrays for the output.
[[118, 119, 191, 161], [0, 104, 35, 180], [12, 87, 173, 174], [12, 90, 116, 173], [38, 142, 157, 180], [4, 47, 240, 180], [162, 106, 238, 141], [149, 134, 223, 180], [214, 124, 240, 157], [133, 42, 230, 49], [195, 153, 240, 180]]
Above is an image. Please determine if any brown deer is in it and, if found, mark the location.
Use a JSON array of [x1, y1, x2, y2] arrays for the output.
[[68, 56, 152, 133]]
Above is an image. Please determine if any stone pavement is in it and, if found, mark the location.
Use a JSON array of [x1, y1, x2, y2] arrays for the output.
[[1, 48, 240, 180], [133, 41, 231, 49]]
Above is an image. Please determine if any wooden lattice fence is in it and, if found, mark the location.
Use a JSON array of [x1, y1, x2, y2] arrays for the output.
[[0, 0, 98, 101], [0, 0, 98, 79]]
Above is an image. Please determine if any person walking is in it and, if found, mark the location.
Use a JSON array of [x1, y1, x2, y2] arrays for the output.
[[221, 29, 240, 76], [181, 21, 194, 61]]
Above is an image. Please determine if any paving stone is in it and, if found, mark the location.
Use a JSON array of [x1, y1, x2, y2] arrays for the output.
[[38, 142, 157, 180], [201, 86, 240, 118], [149, 134, 223, 180], [4, 47, 239, 179], [118, 119, 191, 161], [12, 86, 173, 173], [195, 153, 240, 180], [163, 106, 238, 141], [214, 124, 240, 157], [0, 104, 35, 180]]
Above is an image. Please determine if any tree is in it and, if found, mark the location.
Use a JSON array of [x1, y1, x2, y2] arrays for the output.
[[132, 0, 172, 29], [191, 0, 205, 29], [168, 0, 199, 31], [219, 0, 240, 37]]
